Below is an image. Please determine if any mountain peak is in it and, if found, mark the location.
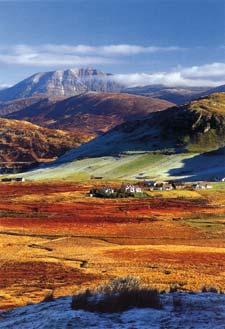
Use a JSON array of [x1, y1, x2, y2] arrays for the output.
[[0, 68, 123, 101]]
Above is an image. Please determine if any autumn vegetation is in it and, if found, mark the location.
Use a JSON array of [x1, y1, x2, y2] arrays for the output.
[[0, 181, 225, 310]]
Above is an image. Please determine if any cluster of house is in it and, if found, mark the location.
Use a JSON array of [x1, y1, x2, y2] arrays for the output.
[[143, 180, 213, 191], [191, 182, 213, 190], [1, 177, 25, 183], [89, 180, 214, 198], [89, 183, 143, 198]]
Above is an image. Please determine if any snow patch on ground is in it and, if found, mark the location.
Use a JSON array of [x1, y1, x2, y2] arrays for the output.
[[1, 293, 225, 329]]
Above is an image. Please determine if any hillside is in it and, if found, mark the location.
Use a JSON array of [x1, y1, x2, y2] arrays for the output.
[[0, 68, 123, 101], [202, 84, 225, 96], [124, 85, 209, 105], [5, 92, 174, 135], [17, 92, 225, 181], [0, 118, 86, 169], [54, 93, 225, 163], [0, 96, 64, 116]]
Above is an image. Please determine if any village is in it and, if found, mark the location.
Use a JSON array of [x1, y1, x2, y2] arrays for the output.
[[0, 176, 214, 195], [89, 180, 213, 198]]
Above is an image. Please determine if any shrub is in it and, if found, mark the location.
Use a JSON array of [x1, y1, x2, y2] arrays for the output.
[[169, 284, 180, 293], [201, 286, 218, 293], [71, 289, 92, 310], [71, 276, 162, 313], [41, 291, 54, 303], [98, 276, 141, 294]]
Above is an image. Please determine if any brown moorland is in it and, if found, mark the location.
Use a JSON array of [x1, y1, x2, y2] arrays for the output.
[[0, 118, 89, 167], [0, 181, 225, 309], [6, 92, 174, 135]]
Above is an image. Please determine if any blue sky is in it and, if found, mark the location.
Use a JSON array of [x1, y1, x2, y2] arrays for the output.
[[0, 0, 224, 87]]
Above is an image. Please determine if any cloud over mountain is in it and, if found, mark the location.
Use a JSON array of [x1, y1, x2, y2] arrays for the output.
[[113, 63, 225, 87], [0, 44, 224, 87]]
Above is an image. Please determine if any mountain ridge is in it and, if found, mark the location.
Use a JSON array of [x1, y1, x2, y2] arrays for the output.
[[0, 68, 123, 101], [123, 85, 210, 105], [5, 92, 174, 136], [1, 68, 224, 105]]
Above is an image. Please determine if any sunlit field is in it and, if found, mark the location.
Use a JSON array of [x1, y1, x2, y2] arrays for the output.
[[0, 181, 225, 309]]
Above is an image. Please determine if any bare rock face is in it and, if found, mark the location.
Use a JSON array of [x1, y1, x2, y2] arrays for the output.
[[0, 68, 123, 101]]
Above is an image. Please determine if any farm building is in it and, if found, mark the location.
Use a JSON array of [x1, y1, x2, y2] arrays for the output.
[[144, 181, 174, 191], [89, 184, 143, 198], [120, 184, 142, 194], [1, 177, 25, 183], [192, 182, 212, 190]]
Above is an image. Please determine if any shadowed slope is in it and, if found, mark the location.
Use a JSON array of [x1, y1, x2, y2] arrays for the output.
[[54, 93, 225, 164], [6, 92, 174, 135]]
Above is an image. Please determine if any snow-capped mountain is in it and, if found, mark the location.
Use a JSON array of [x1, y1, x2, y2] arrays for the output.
[[0, 68, 123, 101]]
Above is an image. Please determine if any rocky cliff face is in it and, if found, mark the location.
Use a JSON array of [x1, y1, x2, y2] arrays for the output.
[[0, 68, 123, 101]]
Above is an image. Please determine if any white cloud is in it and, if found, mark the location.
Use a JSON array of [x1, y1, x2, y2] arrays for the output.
[[0, 43, 183, 67], [0, 44, 119, 66], [17, 44, 181, 56], [113, 63, 225, 87], [98, 44, 181, 55], [182, 63, 225, 79], [0, 53, 116, 67], [0, 83, 11, 89], [0, 44, 224, 87]]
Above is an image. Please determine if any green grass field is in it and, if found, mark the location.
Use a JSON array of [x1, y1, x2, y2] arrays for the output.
[[12, 153, 196, 181]]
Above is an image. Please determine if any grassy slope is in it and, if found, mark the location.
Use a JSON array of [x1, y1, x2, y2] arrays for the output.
[[5, 93, 225, 181], [15, 153, 195, 181], [190, 93, 225, 115], [12, 149, 225, 182]]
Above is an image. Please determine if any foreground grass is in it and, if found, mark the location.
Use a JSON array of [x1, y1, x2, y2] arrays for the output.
[[71, 277, 161, 312]]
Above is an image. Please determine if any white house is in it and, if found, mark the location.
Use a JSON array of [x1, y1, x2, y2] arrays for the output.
[[121, 184, 142, 194]]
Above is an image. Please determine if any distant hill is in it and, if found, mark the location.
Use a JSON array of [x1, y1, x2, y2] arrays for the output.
[[201, 84, 225, 96], [56, 93, 225, 162], [0, 96, 65, 116], [0, 68, 123, 102], [5, 92, 174, 136], [0, 67, 223, 106], [124, 85, 209, 105], [0, 118, 87, 168]]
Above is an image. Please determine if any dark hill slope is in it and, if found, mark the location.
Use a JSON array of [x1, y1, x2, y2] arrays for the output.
[[202, 84, 225, 96], [0, 96, 64, 116], [6, 92, 174, 136], [57, 93, 225, 162]]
